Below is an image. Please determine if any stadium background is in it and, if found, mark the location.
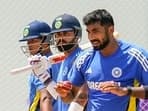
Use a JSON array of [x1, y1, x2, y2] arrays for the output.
[[0, 0, 147, 110]]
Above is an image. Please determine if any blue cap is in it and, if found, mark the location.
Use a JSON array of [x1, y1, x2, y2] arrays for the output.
[[19, 20, 51, 42], [50, 13, 81, 34]]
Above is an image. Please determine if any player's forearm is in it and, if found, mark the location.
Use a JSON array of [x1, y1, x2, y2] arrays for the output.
[[131, 89, 145, 99], [73, 84, 88, 106], [130, 86, 148, 99], [123, 86, 146, 99], [40, 99, 53, 111], [67, 85, 88, 111], [74, 93, 88, 106], [40, 89, 53, 111], [144, 86, 148, 99], [61, 91, 75, 103]]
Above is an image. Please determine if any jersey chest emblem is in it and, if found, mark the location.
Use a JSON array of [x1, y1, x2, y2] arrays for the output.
[[112, 67, 122, 78]]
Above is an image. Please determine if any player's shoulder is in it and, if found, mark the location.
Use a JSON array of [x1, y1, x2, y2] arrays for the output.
[[74, 48, 94, 70], [76, 47, 94, 61], [119, 40, 148, 56], [129, 44, 147, 57], [120, 40, 148, 70], [128, 46, 148, 56]]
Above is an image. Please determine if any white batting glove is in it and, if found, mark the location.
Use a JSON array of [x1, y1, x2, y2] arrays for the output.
[[28, 55, 51, 84], [28, 55, 59, 99]]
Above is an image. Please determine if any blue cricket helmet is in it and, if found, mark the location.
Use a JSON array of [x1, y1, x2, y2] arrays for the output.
[[19, 20, 51, 42], [50, 13, 82, 37]]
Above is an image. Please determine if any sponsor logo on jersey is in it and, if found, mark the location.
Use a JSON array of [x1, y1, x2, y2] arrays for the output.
[[87, 81, 121, 90], [87, 81, 100, 90], [112, 67, 122, 78]]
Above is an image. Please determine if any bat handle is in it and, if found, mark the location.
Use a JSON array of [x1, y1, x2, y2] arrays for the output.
[[10, 65, 32, 74]]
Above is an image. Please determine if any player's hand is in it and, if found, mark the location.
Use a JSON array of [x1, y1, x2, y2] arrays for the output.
[[28, 55, 49, 75], [98, 81, 126, 96], [55, 81, 72, 98], [28, 55, 51, 84]]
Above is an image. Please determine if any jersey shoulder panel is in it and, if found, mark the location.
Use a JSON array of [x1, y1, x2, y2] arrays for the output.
[[127, 44, 148, 72], [75, 48, 94, 71]]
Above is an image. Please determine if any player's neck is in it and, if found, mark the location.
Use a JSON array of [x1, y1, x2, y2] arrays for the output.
[[100, 38, 119, 57]]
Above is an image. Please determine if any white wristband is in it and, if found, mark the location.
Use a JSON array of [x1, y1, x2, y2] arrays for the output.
[[46, 80, 59, 100], [68, 102, 84, 111]]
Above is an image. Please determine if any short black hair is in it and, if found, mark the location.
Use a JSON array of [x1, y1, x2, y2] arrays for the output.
[[83, 9, 114, 26]]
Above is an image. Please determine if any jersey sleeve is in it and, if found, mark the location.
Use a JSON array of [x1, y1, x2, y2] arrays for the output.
[[137, 58, 148, 85], [132, 48, 148, 85], [29, 74, 46, 91], [68, 49, 93, 86], [68, 64, 85, 86]]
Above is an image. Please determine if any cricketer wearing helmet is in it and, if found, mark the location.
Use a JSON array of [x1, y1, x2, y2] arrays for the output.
[[19, 20, 55, 111], [55, 9, 148, 111], [50, 14, 88, 111]]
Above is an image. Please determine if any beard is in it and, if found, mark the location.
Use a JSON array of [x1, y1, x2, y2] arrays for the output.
[[57, 44, 75, 52], [91, 32, 110, 51], [56, 38, 76, 52]]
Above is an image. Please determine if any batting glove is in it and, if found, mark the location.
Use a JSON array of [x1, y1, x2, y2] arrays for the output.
[[28, 55, 51, 84]]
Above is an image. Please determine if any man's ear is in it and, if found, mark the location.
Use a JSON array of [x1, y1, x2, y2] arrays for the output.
[[108, 26, 114, 34]]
